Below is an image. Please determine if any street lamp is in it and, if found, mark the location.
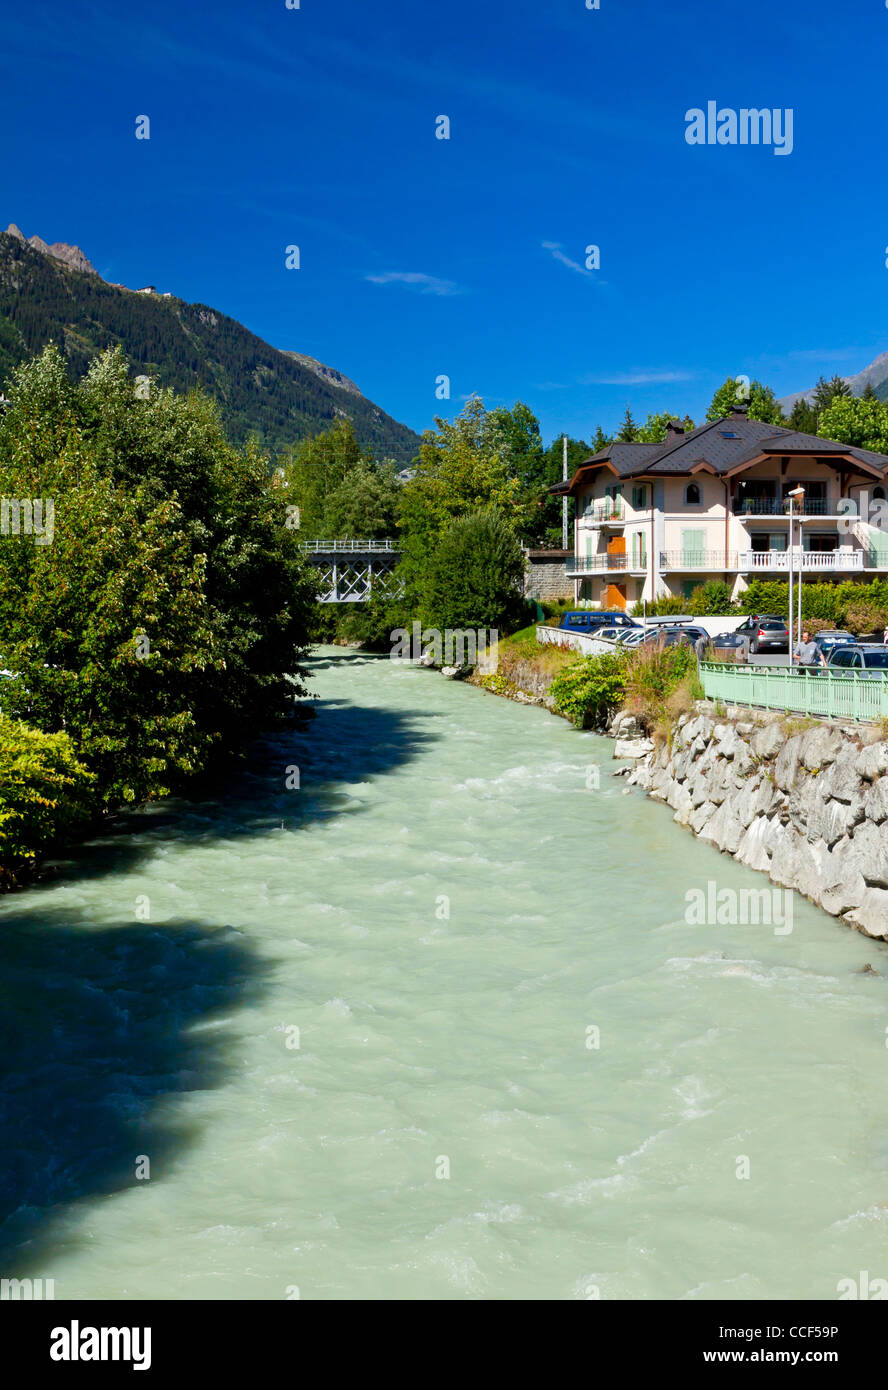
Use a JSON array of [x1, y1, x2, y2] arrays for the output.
[[786, 486, 805, 664]]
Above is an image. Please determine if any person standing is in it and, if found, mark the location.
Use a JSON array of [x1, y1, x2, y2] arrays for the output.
[[793, 629, 826, 667]]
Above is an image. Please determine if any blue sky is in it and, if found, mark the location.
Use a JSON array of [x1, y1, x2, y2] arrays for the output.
[[3, 0, 887, 446]]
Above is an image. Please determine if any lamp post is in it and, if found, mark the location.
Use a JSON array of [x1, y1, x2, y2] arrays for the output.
[[786, 487, 805, 665]]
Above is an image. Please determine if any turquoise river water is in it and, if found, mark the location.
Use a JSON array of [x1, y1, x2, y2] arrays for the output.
[[2, 647, 888, 1300]]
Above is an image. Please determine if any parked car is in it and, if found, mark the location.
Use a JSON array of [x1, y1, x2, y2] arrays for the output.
[[643, 624, 710, 648], [557, 610, 639, 634], [733, 615, 789, 654], [826, 645, 888, 675], [813, 630, 856, 656], [710, 631, 751, 658]]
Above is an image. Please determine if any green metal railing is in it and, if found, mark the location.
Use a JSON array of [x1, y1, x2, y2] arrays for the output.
[[700, 661, 888, 722]]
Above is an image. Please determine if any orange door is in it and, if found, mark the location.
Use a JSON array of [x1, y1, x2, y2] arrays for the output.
[[607, 536, 626, 557], [604, 583, 627, 611]]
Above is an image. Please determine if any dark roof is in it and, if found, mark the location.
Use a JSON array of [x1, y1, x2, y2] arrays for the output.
[[592, 442, 663, 476], [564, 415, 888, 490], [757, 429, 846, 452]]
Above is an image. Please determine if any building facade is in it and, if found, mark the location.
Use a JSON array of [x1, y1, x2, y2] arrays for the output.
[[559, 406, 888, 610]]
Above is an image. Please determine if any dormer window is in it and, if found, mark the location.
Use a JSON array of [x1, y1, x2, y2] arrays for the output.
[[685, 482, 702, 505]]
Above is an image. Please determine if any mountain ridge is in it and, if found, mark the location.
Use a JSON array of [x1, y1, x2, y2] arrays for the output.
[[0, 226, 421, 463], [778, 350, 888, 412]]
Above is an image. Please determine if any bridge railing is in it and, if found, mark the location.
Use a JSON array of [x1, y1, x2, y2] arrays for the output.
[[700, 660, 888, 722], [301, 539, 398, 553]]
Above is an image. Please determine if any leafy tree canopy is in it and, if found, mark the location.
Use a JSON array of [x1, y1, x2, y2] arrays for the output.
[[418, 505, 527, 634], [635, 411, 696, 443], [812, 373, 852, 412], [278, 419, 400, 540], [817, 394, 888, 455], [0, 343, 316, 803], [396, 397, 525, 607], [706, 377, 784, 424]]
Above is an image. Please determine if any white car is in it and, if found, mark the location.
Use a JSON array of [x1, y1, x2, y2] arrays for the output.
[[596, 626, 643, 645]]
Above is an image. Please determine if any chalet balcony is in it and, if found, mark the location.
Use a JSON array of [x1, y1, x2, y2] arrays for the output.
[[731, 496, 834, 516], [577, 499, 626, 527], [659, 549, 865, 572], [566, 553, 645, 575], [659, 551, 733, 571], [742, 548, 863, 572]]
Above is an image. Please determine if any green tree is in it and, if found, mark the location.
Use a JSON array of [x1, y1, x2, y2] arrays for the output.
[[788, 397, 818, 434], [635, 411, 696, 442], [617, 406, 638, 441], [812, 374, 852, 413], [706, 377, 784, 424], [489, 402, 545, 490], [817, 394, 888, 454], [489, 401, 559, 546], [418, 506, 527, 633], [531, 434, 591, 548], [279, 418, 374, 538], [0, 345, 316, 804], [0, 713, 94, 886], [319, 460, 400, 538], [396, 397, 524, 612], [590, 425, 611, 453]]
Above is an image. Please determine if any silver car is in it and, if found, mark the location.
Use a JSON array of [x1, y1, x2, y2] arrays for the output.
[[826, 645, 888, 677]]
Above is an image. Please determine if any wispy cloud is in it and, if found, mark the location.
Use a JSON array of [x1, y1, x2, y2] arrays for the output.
[[365, 271, 464, 297], [542, 241, 601, 280], [581, 369, 695, 386], [786, 348, 859, 362]]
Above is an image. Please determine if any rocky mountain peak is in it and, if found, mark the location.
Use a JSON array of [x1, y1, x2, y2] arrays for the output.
[[5, 223, 98, 275]]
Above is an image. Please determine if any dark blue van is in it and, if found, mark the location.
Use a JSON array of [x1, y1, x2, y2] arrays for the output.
[[558, 610, 638, 634]]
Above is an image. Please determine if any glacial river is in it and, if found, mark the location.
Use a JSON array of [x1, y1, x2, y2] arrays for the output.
[[2, 648, 888, 1300]]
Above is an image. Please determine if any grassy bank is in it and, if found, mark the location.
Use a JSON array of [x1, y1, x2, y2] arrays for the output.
[[474, 623, 577, 699]]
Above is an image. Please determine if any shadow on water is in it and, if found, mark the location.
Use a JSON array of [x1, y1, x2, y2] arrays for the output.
[[0, 658, 439, 1278], [0, 908, 271, 1277], [34, 690, 441, 890]]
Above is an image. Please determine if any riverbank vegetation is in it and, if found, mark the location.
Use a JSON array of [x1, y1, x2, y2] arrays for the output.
[[0, 344, 317, 883], [0, 713, 94, 887], [550, 644, 702, 732]]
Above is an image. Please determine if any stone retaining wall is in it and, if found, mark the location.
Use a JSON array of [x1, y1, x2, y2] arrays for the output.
[[615, 706, 888, 940], [523, 550, 573, 601]]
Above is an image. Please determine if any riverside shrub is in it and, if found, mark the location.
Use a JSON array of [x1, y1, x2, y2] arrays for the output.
[[550, 642, 700, 730], [0, 712, 94, 886], [550, 651, 629, 728], [623, 643, 699, 730]]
